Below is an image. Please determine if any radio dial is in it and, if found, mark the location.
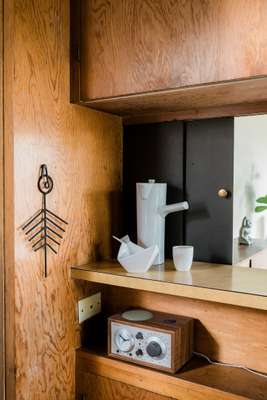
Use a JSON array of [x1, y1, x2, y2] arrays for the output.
[[115, 328, 135, 353], [146, 340, 163, 357]]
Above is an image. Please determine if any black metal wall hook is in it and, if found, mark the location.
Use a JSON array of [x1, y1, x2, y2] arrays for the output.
[[22, 164, 68, 277], [38, 164, 53, 194]]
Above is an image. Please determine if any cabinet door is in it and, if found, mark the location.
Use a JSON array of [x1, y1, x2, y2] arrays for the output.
[[79, 0, 267, 100], [123, 121, 184, 259], [185, 118, 234, 264]]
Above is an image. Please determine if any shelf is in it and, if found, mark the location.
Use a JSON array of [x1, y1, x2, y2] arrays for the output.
[[76, 347, 267, 400], [71, 260, 267, 311], [233, 238, 267, 265]]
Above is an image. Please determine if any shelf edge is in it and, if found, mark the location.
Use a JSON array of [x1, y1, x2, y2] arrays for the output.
[[71, 267, 267, 311], [76, 349, 249, 400]]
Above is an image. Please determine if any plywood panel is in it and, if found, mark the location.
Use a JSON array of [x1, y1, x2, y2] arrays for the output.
[[4, 0, 15, 398], [80, 0, 267, 100], [106, 287, 267, 375], [0, 0, 4, 397], [71, 261, 267, 310], [81, 78, 267, 116], [76, 371, 174, 400], [123, 101, 267, 125], [76, 349, 267, 400], [10, 0, 122, 399]]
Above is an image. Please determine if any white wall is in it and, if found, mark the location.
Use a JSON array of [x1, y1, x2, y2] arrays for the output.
[[234, 115, 267, 239]]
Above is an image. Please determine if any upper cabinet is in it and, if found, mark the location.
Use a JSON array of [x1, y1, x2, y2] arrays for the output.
[[71, 0, 267, 120]]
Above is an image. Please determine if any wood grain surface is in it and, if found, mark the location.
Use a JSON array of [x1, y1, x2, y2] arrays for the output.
[[71, 261, 267, 310], [123, 101, 267, 125], [80, 0, 267, 100], [77, 349, 264, 400], [10, 0, 122, 399], [76, 371, 174, 400], [105, 287, 267, 375], [81, 77, 267, 117], [4, 0, 15, 398], [0, 0, 4, 397]]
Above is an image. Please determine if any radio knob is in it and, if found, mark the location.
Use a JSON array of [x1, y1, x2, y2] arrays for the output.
[[136, 332, 144, 340], [135, 349, 143, 356], [146, 340, 162, 357]]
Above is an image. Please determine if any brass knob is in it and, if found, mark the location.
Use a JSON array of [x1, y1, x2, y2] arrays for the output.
[[218, 188, 229, 198]]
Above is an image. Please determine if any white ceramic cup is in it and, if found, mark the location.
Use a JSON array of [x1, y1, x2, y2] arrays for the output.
[[172, 246, 194, 271]]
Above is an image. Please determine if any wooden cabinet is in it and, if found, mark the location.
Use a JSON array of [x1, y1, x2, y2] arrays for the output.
[[79, 0, 267, 100], [71, 0, 267, 120], [74, 283, 267, 400]]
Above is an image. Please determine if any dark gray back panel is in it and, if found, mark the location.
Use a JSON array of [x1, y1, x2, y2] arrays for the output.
[[123, 121, 185, 258], [185, 118, 234, 264]]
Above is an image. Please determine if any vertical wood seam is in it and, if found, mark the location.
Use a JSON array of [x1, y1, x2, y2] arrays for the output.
[[3, 0, 15, 398]]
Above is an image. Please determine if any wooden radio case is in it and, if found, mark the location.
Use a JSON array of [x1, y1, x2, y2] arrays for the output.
[[108, 309, 194, 373]]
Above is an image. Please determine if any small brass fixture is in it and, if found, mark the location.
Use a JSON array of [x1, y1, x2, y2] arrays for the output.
[[218, 188, 229, 198]]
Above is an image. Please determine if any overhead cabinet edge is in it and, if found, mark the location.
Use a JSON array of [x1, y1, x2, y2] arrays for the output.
[[70, 0, 267, 119]]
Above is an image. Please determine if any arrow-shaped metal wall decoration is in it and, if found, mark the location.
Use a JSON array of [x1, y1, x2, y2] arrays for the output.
[[21, 165, 68, 277]]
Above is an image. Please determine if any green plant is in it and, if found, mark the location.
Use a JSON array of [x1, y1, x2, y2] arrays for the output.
[[255, 195, 267, 212]]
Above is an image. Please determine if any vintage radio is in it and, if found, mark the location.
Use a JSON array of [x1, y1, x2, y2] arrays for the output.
[[108, 309, 194, 373]]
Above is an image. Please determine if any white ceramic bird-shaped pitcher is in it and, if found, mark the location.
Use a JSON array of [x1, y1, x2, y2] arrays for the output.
[[136, 180, 189, 265]]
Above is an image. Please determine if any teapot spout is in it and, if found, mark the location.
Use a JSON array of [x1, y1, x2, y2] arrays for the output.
[[158, 201, 189, 218]]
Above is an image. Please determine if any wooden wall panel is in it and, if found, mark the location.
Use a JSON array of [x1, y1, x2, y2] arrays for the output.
[[106, 287, 267, 375], [4, 0, 15, 398], [76, 371, 173, 400], [0, 0, 4, 397], [10, 1, 122, 399], [80, 0, 267, 100], [76, 349, 267, 400]]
